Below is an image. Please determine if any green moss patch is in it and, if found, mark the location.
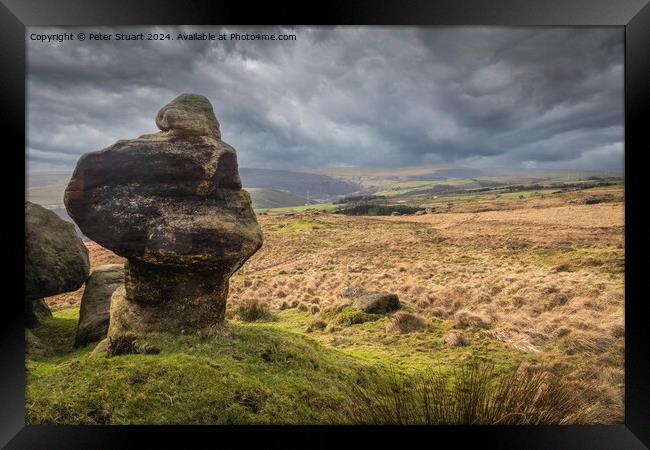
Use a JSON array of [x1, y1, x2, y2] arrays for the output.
[[26, 307, 524, 424], [320, 306, 381, 327]]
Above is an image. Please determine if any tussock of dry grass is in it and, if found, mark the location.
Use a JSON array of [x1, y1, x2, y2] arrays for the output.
[[444, 331, 468, 347], [565, 330, 613, 356], [453, 310, 493, 330], [385, 312, 427, 334], [234, 298, 273, 322], [337, 360, 608, 425]]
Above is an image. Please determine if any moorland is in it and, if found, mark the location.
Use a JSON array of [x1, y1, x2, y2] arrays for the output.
[[26, 166, 624, 424]]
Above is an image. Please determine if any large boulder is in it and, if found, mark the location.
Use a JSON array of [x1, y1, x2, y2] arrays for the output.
[[64, 94, 263, 336], [25, 201, 90, 327], [74, 264, 124, 347]]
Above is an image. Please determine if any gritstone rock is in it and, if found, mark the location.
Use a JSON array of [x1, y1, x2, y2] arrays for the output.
[[64, 94, 263, 336], [25, 201, 90, 327], [352, 291, 400, 314], [74, 264, 124, 347]]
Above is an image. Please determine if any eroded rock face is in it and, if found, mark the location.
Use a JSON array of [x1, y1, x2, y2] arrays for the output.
[[64, 94, 263, 335], [155, 94, 221, 139], [25, 201, 90, 327]]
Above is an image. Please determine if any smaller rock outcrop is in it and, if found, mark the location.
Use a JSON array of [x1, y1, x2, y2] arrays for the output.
[[352, 291, 400, 314], [75, 264, 125, 347], [339, 286, 400, 314], [25, 201, 90, 327], [583, 196, 602, 205]]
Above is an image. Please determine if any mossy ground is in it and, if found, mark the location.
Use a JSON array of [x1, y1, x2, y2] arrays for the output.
[[26, 306, 524, 424], [319, 306, 381, 327]]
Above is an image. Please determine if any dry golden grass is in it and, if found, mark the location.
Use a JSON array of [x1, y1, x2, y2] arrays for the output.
[[385, 311, 427, 334], [45, 186, 624, 421], [233, 297, 273, 322]]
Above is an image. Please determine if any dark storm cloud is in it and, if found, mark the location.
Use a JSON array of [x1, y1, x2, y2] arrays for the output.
[[26, 26, 623, 172]]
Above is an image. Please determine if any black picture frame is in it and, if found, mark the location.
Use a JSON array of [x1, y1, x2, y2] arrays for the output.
[[2, 1, 648, 448]]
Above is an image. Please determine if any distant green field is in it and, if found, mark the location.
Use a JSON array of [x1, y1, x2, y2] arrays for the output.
[[413, 188, 563, 205], [374, 173, 614, 198], [375, 178, 477, 196], [257, 203, 338, 213]]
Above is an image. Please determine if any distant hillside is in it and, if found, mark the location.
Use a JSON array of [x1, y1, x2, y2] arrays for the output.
[[301, 165, 621, 190], [26, 171, 72, 189], [239, 168, 360, 200], [247, 188, 307, 209], [26, 166, 620, 213], [408, 167, 485, 180], [301, 165, 483, 188]]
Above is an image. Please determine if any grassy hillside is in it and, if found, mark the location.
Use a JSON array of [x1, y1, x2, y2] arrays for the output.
[[303, 165, 621, 191], [248, 188, 307, 209]]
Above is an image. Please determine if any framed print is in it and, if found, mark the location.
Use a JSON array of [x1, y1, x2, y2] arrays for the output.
[[2, 0, 648, 448]]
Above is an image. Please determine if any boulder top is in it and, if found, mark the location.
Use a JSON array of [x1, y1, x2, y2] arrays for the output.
[[155, 93, 221, 139]]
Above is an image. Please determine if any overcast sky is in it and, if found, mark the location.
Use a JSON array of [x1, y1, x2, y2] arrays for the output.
[[27, 26, 624, 173]]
